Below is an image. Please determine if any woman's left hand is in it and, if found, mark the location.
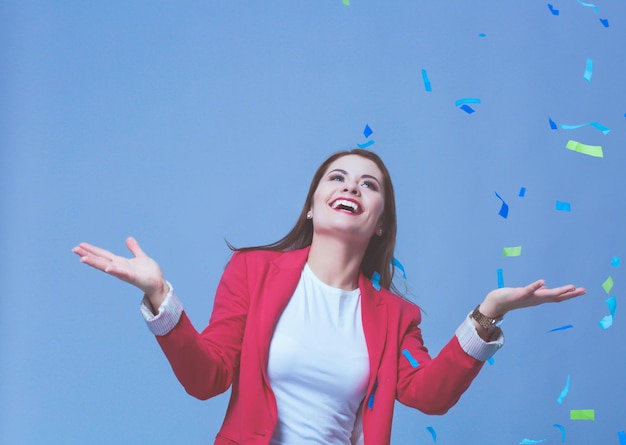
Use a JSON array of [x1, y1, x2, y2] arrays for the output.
[[478, 279, 586, 318]]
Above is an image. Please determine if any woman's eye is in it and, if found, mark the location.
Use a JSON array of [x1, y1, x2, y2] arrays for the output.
[[330, 174, 344, 182], [362, 181, 378, 191]]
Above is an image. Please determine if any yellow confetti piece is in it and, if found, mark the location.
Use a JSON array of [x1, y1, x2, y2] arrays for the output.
[[570, 409, 595, 420], [566, 140, 603, 158], [502, 246, 522, 257], [602, 276, 614, 294]]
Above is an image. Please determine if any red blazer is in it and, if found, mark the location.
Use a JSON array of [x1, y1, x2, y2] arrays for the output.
[[156, 247, 484, 444]]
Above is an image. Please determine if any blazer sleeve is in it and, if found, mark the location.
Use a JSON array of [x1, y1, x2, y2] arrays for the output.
[[155, 251, 250, 400], [395, 305, 485, 415]]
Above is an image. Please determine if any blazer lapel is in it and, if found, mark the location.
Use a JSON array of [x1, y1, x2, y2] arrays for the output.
[[257, 248, 310, 381]]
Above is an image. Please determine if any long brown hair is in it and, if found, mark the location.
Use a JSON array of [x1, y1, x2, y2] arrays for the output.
[[228, 149, 400, 294]]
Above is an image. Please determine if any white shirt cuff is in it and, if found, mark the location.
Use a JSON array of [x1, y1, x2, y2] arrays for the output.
[[139, 281, 183, 336], [455, 314, 504, 361]]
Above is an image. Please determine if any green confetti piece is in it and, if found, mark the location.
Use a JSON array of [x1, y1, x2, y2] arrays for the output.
[[566, 140, 603, 158], [570, 409, 595, 420], [503, 246, 522, 257], [602, 276, 614, 294]]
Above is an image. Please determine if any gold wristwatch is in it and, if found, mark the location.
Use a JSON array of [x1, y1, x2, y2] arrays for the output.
[[471, 304, 504, 331]]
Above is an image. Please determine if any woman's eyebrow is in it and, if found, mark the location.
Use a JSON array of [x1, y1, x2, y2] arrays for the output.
[[362, 174, 382, 186], [328, 169, 381, 186]]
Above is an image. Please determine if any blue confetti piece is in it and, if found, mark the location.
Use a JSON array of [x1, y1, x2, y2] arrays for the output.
[[367, 379, 378, 409], [392, 257, 407, 279], [459, 104, 475, 114], [556, 201, 571, 212], [520, 439, 546, 445], [577, 0, 599, 13], [487, 356, 495, 365], [478, 33, 487, 37], [421, 69, 432, 92], [402, 349, 419, 368], [455, 97, 481, 107], [426, 426, 437, 442], [547, 324, 573, 333], [559, 121, 611, 135], [557, 375, 570, 404], [549, 117, 558, 129], [519, 187, 526, 197], [371, 271, 381, 291], [584, 58, 593, 82], [495, 192, 509, 218], [548, 4, 560, 15], [553, 424, 566, 442], [606, 295, 617, 317], [363, 124, 373, 138], [611, 256, 621, 267], [357, 140, 375, 149], [618, 430, 626, 445], [497, 269, 504, 288], [600, 18, 609, 27]]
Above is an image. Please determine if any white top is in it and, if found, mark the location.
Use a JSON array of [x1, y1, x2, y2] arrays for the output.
[[267, 263, 369, 444]]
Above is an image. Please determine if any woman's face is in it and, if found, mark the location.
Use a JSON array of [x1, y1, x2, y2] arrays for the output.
[[310, 154, 385, 243]]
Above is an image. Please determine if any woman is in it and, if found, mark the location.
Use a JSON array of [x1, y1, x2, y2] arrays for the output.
[[73, 149, 585, 444]]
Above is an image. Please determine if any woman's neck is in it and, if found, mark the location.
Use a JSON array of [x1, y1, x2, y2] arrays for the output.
[[306, 234, 367, 291]]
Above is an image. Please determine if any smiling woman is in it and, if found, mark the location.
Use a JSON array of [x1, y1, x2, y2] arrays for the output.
[[72, 149, 586, 445]]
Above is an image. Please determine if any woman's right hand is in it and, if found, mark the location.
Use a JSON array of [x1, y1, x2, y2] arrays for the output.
[[72, 236, 169, 311]]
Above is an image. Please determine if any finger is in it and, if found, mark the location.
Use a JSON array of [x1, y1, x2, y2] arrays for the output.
[[525, 279, 546, 294], [73, 242, 116, 261], [126, 236, 146, 258], [78, 253, 113, 272]]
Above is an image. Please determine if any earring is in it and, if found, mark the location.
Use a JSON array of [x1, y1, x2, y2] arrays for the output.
[[376, 227, 383, 236], [306, 211, 312, 220]]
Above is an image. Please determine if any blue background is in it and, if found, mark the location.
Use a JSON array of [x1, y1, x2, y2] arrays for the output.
[[1, 1, 624, 444]]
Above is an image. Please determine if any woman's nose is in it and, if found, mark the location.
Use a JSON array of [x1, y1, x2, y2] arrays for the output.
[[343, 183, 360, 195]]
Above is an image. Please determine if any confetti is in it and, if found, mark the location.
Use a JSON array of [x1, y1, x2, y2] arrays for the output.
[[421, 69, 432, 92], [497, 268, 504, 288], [576, 0, 599, 13], [559, 121, 610, 135], [570, 409, 595, 420], [556, 201, 571, 212], [363, 124, 373, 138], [557, 375, 570, 404], [343, 0, 350, 5], [520, 439, 546, 444], [503, 246, 522, 257], [611, 257, 621, 267], [584, 58, 593, 82], [487, 356, 495, 365], [519, 187, 526, 197], [547, 324, 573, 332], [478, 33, 487, 37], [619, 430, 626, 445], [602, 276, 614, 294], [495, 192, 509, 218], [426, 426, 437, 442], [371, 271, 381, 291], [549, 117, 558, 129], [552, 424, 566, 442], [548, 4, 560, 15], [459, 104, 475, 114], [402, 349, 419, 368], [599, 296, 617, 329], [367, 379, 378, 409], [392, 257, 406, 279], [455, 98, 481, 107], [357, 140, 375, 149], [566, 140, 603, 158], [600, 18, 609, 27]]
